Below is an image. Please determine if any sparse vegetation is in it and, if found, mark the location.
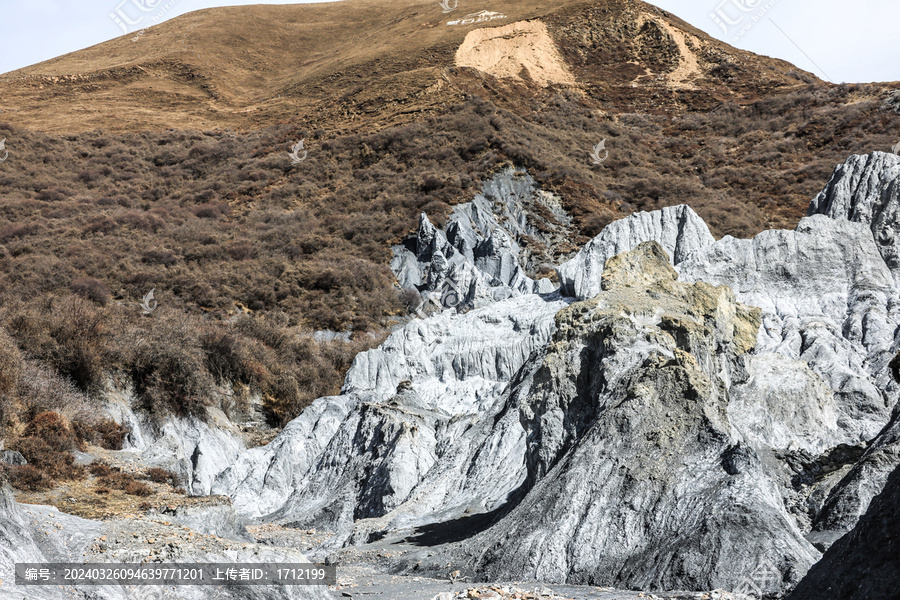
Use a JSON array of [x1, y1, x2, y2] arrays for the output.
[[0, 0, 898, 502], [97, 471, 153, 496], [0, 80, 898, 448], [144, 467, 180, 486], [5, 464, 55, 491]]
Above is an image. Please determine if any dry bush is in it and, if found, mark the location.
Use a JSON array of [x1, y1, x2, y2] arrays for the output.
[[125, 314, 219, 418], [4, 464, 55, 491], [12, 436, 84, 480], [6, 411, 96, 482], [73, 419, 129, 450], [143, 467, 179, 486], [23, 411, 80, 452], [4, 297, 109, 392], [70, 277, 112, 306], [14, 362, 94, 424], [98, 471, 153, 496], [0, 327, 22, 394], [89, 461, 114, 477], [0, 327, 23, 430]]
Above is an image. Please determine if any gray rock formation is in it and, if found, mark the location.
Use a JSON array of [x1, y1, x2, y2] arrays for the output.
[[391, 169, 561, 311], [678, 155, 900, 543], [213, 292, 572, 529], [556, 204, 716, 300], [210, 153, 900, 595], [437, 243, 817, 595], [0, 478, 54, 599], [0, 449, 26, 465], [678, 215, 899, 444], [809, 151, 900, 281], [160, 502, 254, 543], [787, 461, 900, 600], [105, 391, 247, 497], [809, 400, 900, 546]]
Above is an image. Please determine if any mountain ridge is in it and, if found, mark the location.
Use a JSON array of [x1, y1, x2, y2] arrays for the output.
[[0, 0, 819, 133]]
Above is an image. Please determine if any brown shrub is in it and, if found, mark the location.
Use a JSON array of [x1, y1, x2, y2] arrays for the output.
[[99, 472, 153, 496], [5, 297, 109, 392], [0, 328, 23, 429], [13, 362, 93, 423], [12, 436, 84, 480], [89, 461, 113, 477], [201, 329, 254, 385], [127, 326, 218, 418], [73, 419, 129, 450], [70, 277, 112, 306], [23, 411, 79, 452], [5, 464, 55, 491], [144, 467, 179, 486]]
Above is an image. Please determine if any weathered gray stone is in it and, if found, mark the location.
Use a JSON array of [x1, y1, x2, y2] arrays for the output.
[[678, 215, 899, 444], [0, 477, 331, 600], [161, 502, 254, 543], [214, 292, 572, 527], [0, 449, 26, 466], [437, 243, 817, 595], [811, 403, 900, 543], [788, 461, 900, 600], [390, 169, 561, 313], [556, 204, 716, 300], [215, 155, 900, 595], [809, 151, 900, 281]]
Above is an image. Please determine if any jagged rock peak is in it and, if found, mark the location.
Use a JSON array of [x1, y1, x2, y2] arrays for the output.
[[391, 169, 562, 311], [809, 151, 900, 280], [557, 204, 716, 300]]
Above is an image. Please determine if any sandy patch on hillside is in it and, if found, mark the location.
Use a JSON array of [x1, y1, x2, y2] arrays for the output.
[[638, 14, 702, 89], [455, 20, 576, 87]]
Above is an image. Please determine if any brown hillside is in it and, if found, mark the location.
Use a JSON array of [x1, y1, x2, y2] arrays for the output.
[[2, 0, 815, 133]]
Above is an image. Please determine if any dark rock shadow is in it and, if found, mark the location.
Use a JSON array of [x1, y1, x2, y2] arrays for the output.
[[401, 503, 511, 547]]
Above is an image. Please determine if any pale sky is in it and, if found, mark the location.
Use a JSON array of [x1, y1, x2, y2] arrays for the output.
[[0, 1, 898, 83]]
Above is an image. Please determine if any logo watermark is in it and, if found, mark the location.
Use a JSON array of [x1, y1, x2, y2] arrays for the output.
[[140, 289, 157, 315], [709, 0, 777, 43], [439, 0, 458, 13], [109, 0, 180, 39], [590, 139, 608, 165], [0, 139, 7, 163], [732, 559, 782, 599], [446, 10, 506, 26], [412, 273, 465, 319], [289, 140, 307, 164]]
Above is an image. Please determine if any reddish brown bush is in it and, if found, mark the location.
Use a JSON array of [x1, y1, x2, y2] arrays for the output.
[[12, 436, 84, 480], [0, 327, 22, 407], [70, 277, 112, 306], [23, 411, 79, 452], [89, 461, 113, 477], [5, 464, 55, 491], [73, 419, 129, 450], [144, 467, 179, 486], [99, 472, 153, 496]]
